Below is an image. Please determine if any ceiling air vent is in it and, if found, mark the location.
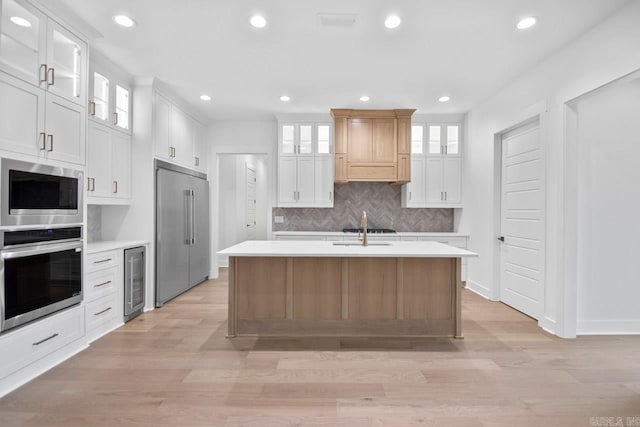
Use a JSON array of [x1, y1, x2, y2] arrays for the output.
[[317, 13, 357, 28]]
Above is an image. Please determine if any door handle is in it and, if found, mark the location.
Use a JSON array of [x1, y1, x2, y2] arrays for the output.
[[39, 64, 48, 84], [497, 236, 505, 242], [89, 100, 96, 116], [113, 112, 118, 126], [47, 67, 55, 86], [39, 133, 46, 150], [113, 181, 118, 194], [129, 256, 134, 307], [47, 134, 54, 152]]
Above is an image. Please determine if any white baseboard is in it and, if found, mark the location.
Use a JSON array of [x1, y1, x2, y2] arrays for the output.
[[538, 316, 558, 337], [465, 280, 493, 300], [217, 254, 229, 268], [577, 320, 640, 335]]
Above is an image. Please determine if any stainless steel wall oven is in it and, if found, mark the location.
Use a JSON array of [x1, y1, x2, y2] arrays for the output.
[[1, 227, 83, 332]]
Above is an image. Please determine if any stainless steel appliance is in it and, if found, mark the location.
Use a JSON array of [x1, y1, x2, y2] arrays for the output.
[[0, 227, 83, 332], [155, 161, 209, 307], [124, 246, 145, 322], [1, 159, 83, 227]]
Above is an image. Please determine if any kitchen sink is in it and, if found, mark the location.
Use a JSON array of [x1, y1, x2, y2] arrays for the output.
[[332, 241, 393, 246]]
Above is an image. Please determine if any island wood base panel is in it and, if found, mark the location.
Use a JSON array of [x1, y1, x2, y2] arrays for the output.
[[228, 256, 462, 338]]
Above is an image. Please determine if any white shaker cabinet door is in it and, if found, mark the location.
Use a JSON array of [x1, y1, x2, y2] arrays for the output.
[[87, 122, 112, 198], [425, 157, 444, 203], [443, 157, 461, 204], [314, 156, 333, 204], [44, 92, 85, 165], [0, 71, 45, 156], [278, 157, 297, 204], [153, 93, 171, 160], [170, 106, 192, 167], [111, 131, 131, 199], [407, 157, 426, 205], [296, 156, 315, 203]]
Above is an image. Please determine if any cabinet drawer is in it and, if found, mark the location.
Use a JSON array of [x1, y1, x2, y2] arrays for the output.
[[85, 268, 117, 302], [85, 294, 118, 334], [0, 306, 84, 380], [86, 250, 118, 273]]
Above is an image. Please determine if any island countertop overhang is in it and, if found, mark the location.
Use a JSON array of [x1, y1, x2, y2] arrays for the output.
[[218, 240, 478, 258]]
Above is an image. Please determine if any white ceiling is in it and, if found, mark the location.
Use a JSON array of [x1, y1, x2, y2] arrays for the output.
[[49, 0, 629, 121]]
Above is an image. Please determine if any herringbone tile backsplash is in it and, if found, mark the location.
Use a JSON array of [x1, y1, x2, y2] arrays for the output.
[[273, 182, 453, 232]]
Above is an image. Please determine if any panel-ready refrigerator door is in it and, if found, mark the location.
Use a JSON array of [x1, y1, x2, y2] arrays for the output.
[[156, 168, 191, 306], [189, 176, 209, 288]]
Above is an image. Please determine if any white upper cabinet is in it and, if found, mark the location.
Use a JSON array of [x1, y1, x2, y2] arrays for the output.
[[426, 124, 461, 156], [89, 56, 132, 134], [0, 0, 87, 106], [316, 124, 332, 156], [277, 117, 334, 207], [402, 118, 464, 208], [86, 121, 132, 204], [153, 91, 205, 171], [0, 0, 46, 86], [0, 1, 87, 166]]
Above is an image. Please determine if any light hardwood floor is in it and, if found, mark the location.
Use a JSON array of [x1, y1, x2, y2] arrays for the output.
[[1, 269, 639, 426]]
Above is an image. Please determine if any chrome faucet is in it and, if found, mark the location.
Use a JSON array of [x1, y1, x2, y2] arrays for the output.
[[359, 210, 368, 246]]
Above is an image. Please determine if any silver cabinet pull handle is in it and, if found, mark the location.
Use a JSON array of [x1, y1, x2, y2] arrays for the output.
[[87, 177, 92, 191], [93, 258, 112, 264], [39, 64, 48, 84], [33, 333, 59, 346], [47, 134, 54, 152], [94, 307, 112, 316], [47, 67, 55, 86], [94, 280, 112, 288], [195, 156, 199, 167], [113, 181, 118, 194], [409, 191, 412, 201], [113, 112, 118, 126], [91, 178, 96, 192], [39, 133, 46, 150], [89, 100, 96, 116], [191, 189, 196, 245]]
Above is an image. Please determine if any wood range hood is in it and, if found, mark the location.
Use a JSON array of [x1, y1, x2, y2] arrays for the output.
[[331, 108, 416, 184]]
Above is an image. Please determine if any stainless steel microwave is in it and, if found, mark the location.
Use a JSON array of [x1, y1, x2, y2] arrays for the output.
[[1, 159, 83, 227]]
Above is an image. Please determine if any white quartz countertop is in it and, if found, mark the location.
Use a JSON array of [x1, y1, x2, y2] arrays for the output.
[[273, 231, 468, 237], [87, 240, 150, 254], [218, 240, 477, 258]]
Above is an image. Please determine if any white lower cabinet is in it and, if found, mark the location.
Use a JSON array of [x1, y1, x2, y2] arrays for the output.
[[0, 305, 84, 381], [87, 121, 132, 203], [84, 250, 123, 344]]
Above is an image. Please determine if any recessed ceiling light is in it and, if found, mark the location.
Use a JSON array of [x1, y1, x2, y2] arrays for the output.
[[10, 16, 31, 27], [516, 16, 537, 30], [360, 95, 370, 102], [250, 15, 267, 28], [200, 94, 211, 101], [384, 15, 401, 29], [113, 15, 135, 28], [438, 96, 450, 103], [280, 95, 291, 102]]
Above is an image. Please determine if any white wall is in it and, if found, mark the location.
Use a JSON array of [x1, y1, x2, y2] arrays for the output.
[[218, 154, 268, 254], [574, 77, 640, 334], [208, 120, 277, 275], [460, 1, 640, 337]]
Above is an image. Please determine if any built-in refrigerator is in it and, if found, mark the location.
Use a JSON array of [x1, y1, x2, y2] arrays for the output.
[[155, 161, 209, 307]]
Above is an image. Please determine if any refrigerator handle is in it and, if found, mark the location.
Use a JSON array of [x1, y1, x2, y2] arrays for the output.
[[185, 190, 191, 245], [191, 189, 196, 245]]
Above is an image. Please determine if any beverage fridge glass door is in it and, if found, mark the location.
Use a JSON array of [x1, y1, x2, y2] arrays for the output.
[[124, 246, 145, 321]]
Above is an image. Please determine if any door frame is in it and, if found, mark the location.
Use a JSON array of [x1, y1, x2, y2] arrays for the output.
[[492, 105, 548, 326]]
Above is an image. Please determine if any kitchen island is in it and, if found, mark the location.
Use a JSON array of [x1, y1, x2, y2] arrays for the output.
[[218, 240, 477, 338]]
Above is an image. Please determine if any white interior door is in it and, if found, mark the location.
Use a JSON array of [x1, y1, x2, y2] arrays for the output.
[[499, 120, 544, 319], [245, 164, 256, 240]]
